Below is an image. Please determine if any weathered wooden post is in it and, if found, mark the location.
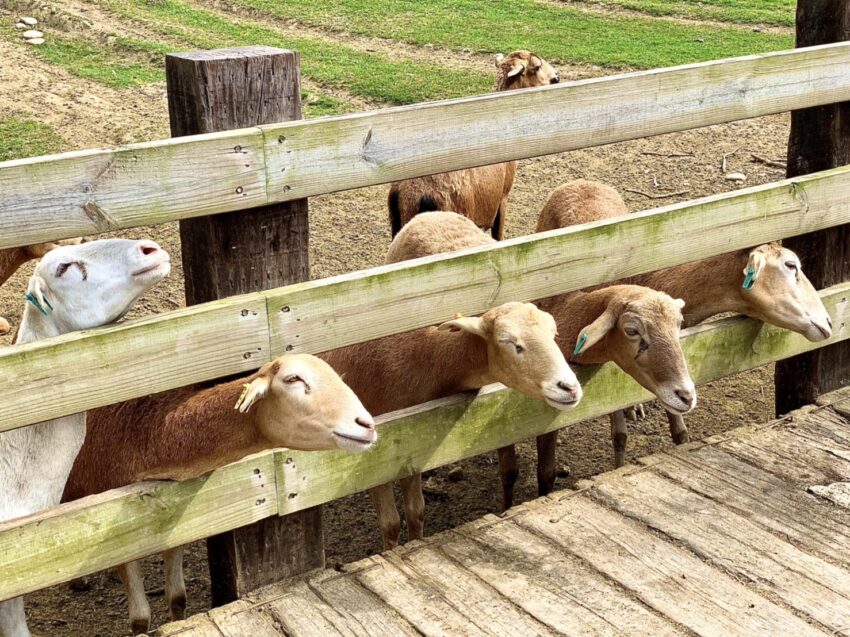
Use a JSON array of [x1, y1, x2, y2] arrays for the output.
[[775, 0, 850, 414], [165, 46, 323, 605]]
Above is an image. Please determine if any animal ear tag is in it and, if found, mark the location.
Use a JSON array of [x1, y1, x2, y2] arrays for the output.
[[573, 332, 588, 357], [742, 250, 767, 291], [25, 277, 53, 316], [234, 377, 271, 413], [742, 268, 757, 290]]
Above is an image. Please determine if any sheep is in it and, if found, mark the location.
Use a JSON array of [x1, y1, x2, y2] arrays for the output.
[[321, 263, 581, 550], [386, 212, 694, 509], [387, 50, 560, 240], [0, 239, 82, 335], [63, 354, 376, 635], [0, 239, 170, 637], [534, 179, 833, 481]]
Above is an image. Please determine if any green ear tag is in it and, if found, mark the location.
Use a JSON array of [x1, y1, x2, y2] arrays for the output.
[[25, 293, 48, 316], [573, 332, 588, 357], [742, 267, 756, 290]]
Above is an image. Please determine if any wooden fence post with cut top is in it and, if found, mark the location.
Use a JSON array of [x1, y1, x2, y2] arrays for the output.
[[775, 1, 850, 415], [165, 46, 323, 606]]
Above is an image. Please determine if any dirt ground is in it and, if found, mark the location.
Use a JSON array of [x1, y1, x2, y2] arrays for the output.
[[0, 7, 794, 636]]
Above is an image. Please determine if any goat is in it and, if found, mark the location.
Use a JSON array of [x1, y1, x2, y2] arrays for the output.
[[0, 239, 170, 637], [0, 239, 82, 335], [385, 211, 694, 509], [388, 50, 559, 240], [63, 354, 376, 635], [535, 178, 833, 455]]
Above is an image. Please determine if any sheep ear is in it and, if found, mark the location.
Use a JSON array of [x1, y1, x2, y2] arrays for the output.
[[438, 316, 487, 338], [25, 275, 53, 316], [506, 62, 526, 78], [234, 377, 271, 413], [573, 307, 618, 357], [743, 250, 768, 290], [494, 53, 505, 66]]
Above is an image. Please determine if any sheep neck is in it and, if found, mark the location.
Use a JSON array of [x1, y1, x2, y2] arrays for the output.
[[320, 327, 491, 417], [630, 250, 750, 326], [15, 304, 62, 343]]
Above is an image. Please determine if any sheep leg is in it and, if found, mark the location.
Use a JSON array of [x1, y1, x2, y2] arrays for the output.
[[536, 431, 559, 497], [491, 200, 507, 240], [368, 483, 402, 550], [116, 560, 151, 635], [0, 597, 31, 637], [164, 547, 187, 621], [399, 474, 425, 542], [609, 410, 629, 468], [666, 411, 690, 445], [497, 445, 519, 511]]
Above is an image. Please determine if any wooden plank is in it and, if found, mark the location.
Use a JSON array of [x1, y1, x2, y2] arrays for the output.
[[259, 579, 357, 637], [775, 1, 850, 415], [809, 483, 850, 509], [445, 519, 684, 636], [0, 293, 270, 433], [305, 569, 421, 637], [0, 453, 277, 602], [515, 495, 828, 637], [0, 129, 266, 249], [719, 426, 850, 485], [353, 554, 490, 637], [268, 166, 850, 357], [6, 43, 850, 248], [207, 599, 281, 637], [156, 614, 225, 637], [590, 470, 850, 632], [4, 169, 850, 431], [389, 543, 558, 637], [645, 445, 850, 565]]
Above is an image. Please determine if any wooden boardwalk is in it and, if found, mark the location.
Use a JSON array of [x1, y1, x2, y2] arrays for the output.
[[159, 389, 850, 637]]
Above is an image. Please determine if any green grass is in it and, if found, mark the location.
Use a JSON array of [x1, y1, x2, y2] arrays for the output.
[[0, 118, 65, 161], [101, 0, 493, 104], [220, 0, 794, 68], [567, 0, 795, 28]]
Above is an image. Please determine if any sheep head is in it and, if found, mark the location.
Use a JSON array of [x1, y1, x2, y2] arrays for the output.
[[737, 243, 832, 342], [494, 51, 559, 90], [440, 302, 582, 410], [573, 286, 696, 415], [245, 354, 377, 453]]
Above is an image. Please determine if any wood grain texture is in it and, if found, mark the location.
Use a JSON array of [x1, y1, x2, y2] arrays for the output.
[[3, 166, 850, 430], [589, 470, 850, 632], [0, 453, 277, 602], [4, 43, 850, 248], [775, 0, 850, 414], [515, 496, 827, 637]]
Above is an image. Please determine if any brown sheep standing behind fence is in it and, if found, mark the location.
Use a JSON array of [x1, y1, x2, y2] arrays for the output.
[[387, 50, 560, 240]]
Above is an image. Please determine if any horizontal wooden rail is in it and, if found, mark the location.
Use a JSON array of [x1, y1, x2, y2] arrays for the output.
[[2, 43, 850, 248], [2, 165, 850, 431], [1, 281, 848, 602]]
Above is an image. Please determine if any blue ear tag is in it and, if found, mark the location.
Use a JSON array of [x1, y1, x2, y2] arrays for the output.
[[742, 267, 756, 290], [25, 293, 49, 316], [573, 332, 588, 357]]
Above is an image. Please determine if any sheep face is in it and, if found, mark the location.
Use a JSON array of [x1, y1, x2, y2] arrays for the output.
[[440, 302, 582, 410], [494, 51, 559, 90], [244, 354, 377, 453], [737, 243, 832, 342], [576, 288, 696, 416], [26, 239, 170, 332]]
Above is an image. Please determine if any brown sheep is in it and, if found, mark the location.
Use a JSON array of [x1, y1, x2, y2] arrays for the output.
[[387, 51, 560, 240]]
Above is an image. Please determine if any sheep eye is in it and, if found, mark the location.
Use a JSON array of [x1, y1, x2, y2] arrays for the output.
[[785, 261, 798, 271], [624, 327, 639, 338], [283, 375, 303, 384], [515, 343, 525, 354]]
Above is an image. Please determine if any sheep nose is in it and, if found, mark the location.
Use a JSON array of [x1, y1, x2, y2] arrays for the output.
[[550, 76, 560, 84], [356, 416, 375, 430], [558, 380, 579, 396], [139, 241, 160, 256], [675, 388, 694, 407]]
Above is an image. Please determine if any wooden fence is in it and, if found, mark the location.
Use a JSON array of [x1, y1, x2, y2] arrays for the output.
[[1, 42, 850, 603]]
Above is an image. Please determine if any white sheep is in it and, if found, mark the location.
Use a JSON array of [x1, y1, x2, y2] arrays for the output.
[[0, 239, 170, 637], [387, 51, 560, 240], [63, 354, 376, 634]]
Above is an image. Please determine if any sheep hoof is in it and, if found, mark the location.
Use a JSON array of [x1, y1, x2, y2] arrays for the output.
[[131, 618, 150, 635]]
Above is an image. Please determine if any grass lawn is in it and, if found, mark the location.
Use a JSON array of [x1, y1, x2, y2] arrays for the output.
[[564, 0, 796, 27], [0, 118, 65, 161]]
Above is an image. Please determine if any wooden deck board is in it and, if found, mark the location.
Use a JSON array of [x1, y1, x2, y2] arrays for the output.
[[159, 398, 850, 637]]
